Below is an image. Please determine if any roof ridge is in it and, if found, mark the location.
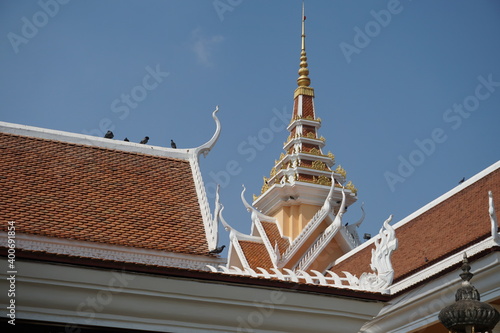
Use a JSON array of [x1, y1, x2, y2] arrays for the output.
[[0, 120, 192, 160], [0, 107, 222, 161]]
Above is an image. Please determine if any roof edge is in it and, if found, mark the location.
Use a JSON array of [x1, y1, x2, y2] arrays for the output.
[[0, 250, 390, 302], [0, 121, 191, 160], [391, 160, 500, 230], [333, 160, 500, 265], [0, 232, 225, 270]]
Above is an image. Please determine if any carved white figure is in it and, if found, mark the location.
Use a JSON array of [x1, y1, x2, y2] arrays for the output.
[[359, 215, 398, 291]]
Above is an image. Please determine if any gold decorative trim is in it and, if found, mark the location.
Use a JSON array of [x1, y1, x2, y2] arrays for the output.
[[294, 86, 315, 98], [291, 115, 321, 123], [335, 165, 347, 178], [312, 160, 328, 171], [261, 182, 270, 194], [345, 181, 358, 195], [313, 175, 332, 186], [308, 148, 320, 155]]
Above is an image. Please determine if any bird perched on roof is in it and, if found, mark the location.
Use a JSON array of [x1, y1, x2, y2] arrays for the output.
[[104, 130, 114, 139], [124, 137, 129, 142], [459, 177, 465, 184], [140, 136, 149, 144], [170, 139, 177, 149], [208, 245, 225, 255]]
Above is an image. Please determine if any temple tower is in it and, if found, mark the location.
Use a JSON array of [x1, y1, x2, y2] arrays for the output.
[[223, 4, 363, 273], [253, 3, 357, 241]]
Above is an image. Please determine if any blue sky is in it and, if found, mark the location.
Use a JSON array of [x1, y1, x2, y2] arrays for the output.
[[1, 1, 499, 251]]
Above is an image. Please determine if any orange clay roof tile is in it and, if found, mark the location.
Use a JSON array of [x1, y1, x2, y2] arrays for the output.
[[0, 132, 209, 256], [261, 221, 290, 254], [332, 167, 500, 282], [239, 241, 273, 270]]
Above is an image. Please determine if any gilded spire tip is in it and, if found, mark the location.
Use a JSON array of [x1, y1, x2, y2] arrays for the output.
[[297, 1, 311, 88]]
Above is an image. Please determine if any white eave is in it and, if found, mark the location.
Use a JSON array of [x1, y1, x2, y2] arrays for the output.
[[254, 181, 356, 216], [0, 233, 225, 270], [271, 167, 343, 182], [276, 153, 335, 169], [283, 137, 326, 150], [286, 118, 322, 131]]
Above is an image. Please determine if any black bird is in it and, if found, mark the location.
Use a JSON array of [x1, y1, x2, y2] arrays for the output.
[[459, 177, 465, 184], [344, 222, 349, 226], [170, 139, 177, 149], [140, 136, 149, 144], [104, 130, 114, 139], [124, 137, 129, 142], [208, 245, 225, 255]]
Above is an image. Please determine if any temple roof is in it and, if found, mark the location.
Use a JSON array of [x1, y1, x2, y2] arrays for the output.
[[0, 114, 222, 264], [332, 161, 500, 290]]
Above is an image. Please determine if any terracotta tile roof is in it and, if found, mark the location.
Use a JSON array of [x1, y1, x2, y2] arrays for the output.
[[332, 166, 500, 282], [0, 132, 210, 256], [238, 240, 273, 269], [261, 221, 289, 254]]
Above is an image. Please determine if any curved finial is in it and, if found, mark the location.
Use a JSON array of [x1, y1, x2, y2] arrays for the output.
[[297, 2, 311, 87], [194, 106, 221, 158], [219, 206, 232, 232], [241, 185, 252, 212], [353, 203, 366, 228], [240, 184, 276, 222]]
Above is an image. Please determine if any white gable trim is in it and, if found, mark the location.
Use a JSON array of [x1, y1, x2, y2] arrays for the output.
[[0, 233, 224, 270], [190, 107, 222, 251]]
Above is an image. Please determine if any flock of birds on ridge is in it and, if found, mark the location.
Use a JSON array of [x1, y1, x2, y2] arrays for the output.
[[104, 130, 176, 149]]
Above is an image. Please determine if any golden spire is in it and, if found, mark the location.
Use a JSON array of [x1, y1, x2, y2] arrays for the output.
[[297, 2, 310, 87], [294, 2, 314, 98]]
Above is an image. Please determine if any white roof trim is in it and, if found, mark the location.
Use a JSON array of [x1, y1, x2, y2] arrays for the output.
[[391, 160, 499, 230], [334, 160, 500, 265], [0, 232, 224, 270], [0, 107, 221, 161], [188, 109, 222, 250], [0, 121, 190, 160], [390, 234, 500, 294]]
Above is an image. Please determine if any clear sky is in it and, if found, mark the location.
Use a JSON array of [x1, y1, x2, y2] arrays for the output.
[[1, 1, 499, 252]]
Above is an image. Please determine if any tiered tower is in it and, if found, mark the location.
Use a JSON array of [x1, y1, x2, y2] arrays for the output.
[[253, 3, 357, 239], [221, 4, 363, 273]]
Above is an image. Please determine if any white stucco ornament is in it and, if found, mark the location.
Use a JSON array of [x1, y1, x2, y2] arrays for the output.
[[359, 215, 398, 292], [489, 190, 499, 244]]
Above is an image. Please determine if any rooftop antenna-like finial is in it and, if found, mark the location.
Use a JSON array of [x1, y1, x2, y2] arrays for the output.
[[297, 1, 311, 87]]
